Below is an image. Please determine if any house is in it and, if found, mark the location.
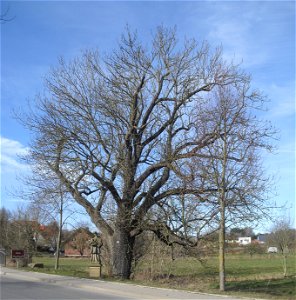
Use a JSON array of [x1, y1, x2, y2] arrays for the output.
[[256, 233, 269, 244], [237, 237, 252, 245]]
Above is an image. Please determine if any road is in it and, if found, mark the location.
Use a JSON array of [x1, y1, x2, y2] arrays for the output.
[[0, 267, 252, 300], [1, 276, 122, 300]]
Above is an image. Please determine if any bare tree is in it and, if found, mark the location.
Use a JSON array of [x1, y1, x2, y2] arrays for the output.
[[0, 6, 15, 24], [149, 83, 274, 290], [0, 208, 13, 250], [194, 84, 274, 291], [71, 227, 92, 256], [31, 188, 76, 269], [267, 219, 295, 277], [21, 26, 259, 279], [21, 170, 78, 270], [6, 206, 42, 262]]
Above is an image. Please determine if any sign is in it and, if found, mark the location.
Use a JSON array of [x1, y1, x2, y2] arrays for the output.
[[283, 246, 289, 255], [11, 249, 25, 258]]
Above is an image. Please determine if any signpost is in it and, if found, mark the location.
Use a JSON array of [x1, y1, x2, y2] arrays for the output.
[[11, 250, 25, 258], [11, 250, 26, 268]]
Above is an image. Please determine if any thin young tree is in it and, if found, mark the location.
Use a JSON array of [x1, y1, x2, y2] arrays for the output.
[[71, 227, 92, 256], [8, 206, 42, 261], [20, 26, 260, 279], [268, 219, 295, 277], [195, 84, 274, 291], [0, 208, 12, 250], [24, 172, 76, 270]]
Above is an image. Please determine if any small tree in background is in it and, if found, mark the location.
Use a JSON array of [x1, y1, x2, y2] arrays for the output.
[[3, 206, 43, 262], [185, 84, 273, 291], [267, 219, 295, 277], [0, 208, 13, 250], [19, 171, 82, 269], [244, 243, 264, 258], [41, 221, 59, 251], [71, 228, 92, 256]]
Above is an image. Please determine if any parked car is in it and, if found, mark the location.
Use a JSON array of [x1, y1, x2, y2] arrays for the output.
[[54, 250, 65, 257], [267, 246, 278, 253]]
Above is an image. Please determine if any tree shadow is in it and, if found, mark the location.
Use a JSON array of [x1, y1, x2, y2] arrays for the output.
[[226, 276, 296, 298]]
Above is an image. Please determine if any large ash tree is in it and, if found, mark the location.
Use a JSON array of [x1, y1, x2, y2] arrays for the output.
[[23, 27, 253, 278]]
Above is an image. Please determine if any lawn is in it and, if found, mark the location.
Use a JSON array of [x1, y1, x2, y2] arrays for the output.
[[29, 256, 94, 278], [26, 253, 296, 299]]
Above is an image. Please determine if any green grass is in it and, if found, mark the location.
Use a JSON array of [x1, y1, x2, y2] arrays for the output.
[[135, 253, 296, 278], [27, 256, 94, 278], [224, 276, 296, 299], [225, 254, 295, 279], [21, 253, 296, 299]]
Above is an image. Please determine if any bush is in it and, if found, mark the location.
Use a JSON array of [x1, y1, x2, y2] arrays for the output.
[[244, 243, 265, 257]]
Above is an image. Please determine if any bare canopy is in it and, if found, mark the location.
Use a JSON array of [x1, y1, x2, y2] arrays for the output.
[[23, 26, 258, 278]]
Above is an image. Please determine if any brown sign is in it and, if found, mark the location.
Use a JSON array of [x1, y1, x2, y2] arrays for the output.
[[11, 250, 25, 258]]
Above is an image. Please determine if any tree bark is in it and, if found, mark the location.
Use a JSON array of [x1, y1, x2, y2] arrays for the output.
[[55, 196, 63, 270], [111, 212, 135, 279], [112, 225, 135, 279], [219, 203, 225, 291], [283, 254, 287, 277], [218, 104, 228, 292]]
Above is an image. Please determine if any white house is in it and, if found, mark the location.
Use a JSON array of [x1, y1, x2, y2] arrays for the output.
[[237, 237, 252, 245]]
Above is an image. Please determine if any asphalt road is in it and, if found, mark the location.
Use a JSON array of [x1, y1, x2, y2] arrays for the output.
[[0, 267, 253, 300], [1, 276, 125, 300]]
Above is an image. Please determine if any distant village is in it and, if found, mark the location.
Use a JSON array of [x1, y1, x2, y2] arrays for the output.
[[0, 215, 283, 264]]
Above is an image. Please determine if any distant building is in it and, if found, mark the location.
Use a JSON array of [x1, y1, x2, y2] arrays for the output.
[[256, 233, 269, 244], [237, 237, 252, 245]]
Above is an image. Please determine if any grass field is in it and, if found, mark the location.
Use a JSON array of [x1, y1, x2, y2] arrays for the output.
[[26, 253, 296, 299]]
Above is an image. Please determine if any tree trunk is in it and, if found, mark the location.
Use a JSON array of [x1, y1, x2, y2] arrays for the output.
[[55, 226, 61, 270], [283, 254, 287, 277], [55, 194, 63, 270], [219, 204, 226, 291], [112, 225, 135, 279], [219, 116, 227, 292]]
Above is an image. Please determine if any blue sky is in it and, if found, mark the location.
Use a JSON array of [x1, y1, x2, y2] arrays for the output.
[[1, 1, 295, 231]]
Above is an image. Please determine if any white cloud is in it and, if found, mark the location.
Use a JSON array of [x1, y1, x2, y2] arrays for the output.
[[205, 10, 271, 68], [0, 136, 30, 173], [213, 32, 266, 67], [267, 83, 296, 118], [184, 2, 293, 72]]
